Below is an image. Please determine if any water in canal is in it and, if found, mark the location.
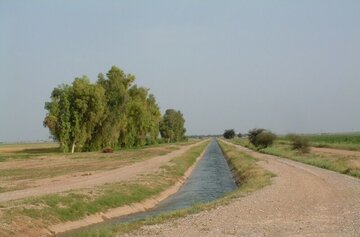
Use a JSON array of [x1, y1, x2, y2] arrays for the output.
[[64, 138, 236, 236]]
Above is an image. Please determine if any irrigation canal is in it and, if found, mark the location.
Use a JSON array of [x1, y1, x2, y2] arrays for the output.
[[63, 138, 237, 236]]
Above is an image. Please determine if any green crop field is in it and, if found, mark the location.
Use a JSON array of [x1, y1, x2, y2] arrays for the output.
[[283, 133, 360, 150]]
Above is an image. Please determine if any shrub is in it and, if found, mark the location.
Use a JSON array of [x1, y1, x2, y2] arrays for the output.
[[248, 128, 265, 145], [248, 128, 276, 149], [102, 147, 113, 153], [237, 132, 242, 138], [223, 129, 236, 139], [289, 134, 310, 153]]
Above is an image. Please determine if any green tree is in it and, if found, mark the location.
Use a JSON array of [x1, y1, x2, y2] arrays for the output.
[[223, 129, 235, 139], [90, 66, 135, 150], [44, 77, 106, 153], [44, 66, 164, 152], [43, 85, 72, 152], [146, 94, 161, 144], [160, 109, 186, 143], [248, 128, 276, 149]]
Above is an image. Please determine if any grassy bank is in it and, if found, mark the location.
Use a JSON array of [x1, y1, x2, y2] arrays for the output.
[[69, 140, 273, 237], [232, 138, 360, 178], [0, 141, 209, 236]]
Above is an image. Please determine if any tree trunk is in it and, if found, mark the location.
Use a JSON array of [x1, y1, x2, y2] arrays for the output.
[[71, 141, 75, 153]]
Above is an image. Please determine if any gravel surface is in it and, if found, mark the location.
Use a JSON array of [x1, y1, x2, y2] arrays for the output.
[[128, 141, 360, 237]]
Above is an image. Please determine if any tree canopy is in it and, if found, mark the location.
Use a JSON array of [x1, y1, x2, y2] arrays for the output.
[[248, 128, 276, 149], [44, 66, 183, 152], [223, 129, 235, 139], [159, 109, 186, 143]]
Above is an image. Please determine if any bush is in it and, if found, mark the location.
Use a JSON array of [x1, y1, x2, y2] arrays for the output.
[[248, 128, 265, 145], [102, 147, 113, 153], [237, 132, 242, 138], [248, 128, 276, 149], [223, 129, 236, 139], [288, 134, 310, 153]]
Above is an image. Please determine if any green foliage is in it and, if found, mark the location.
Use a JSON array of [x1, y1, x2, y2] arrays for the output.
[[159, 109, 186, 143], [305, 133, 360, 144], [44, 66, 164, 152], [288, 134, 310, 153], [248, 128, 276, 149], [44, 78, 106, 152], [237, 132, 242, 138], [223, 129, 235, 139]]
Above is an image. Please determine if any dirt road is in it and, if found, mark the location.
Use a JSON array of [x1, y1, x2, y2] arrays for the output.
[[130, 140, 360, 237], [0, 141, 205, 203]]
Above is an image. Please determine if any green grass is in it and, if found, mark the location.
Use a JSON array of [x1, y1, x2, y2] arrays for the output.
[[21, 183, 164, 222], [232, 138, 360, 178], [2, 141, 210, 228], [67, 140, 273, 237], [278, 133, 360, 151]]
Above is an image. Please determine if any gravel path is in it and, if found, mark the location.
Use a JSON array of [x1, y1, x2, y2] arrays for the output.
[[129, 140, 360, 237], [0, 141, 204, 203]]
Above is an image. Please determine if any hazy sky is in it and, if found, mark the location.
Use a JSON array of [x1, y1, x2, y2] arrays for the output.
[[1, 0, 359, 142]]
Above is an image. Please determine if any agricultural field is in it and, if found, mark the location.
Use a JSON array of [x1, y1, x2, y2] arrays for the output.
[[233, 133, 360, 178], [277, 133, 360, 150]]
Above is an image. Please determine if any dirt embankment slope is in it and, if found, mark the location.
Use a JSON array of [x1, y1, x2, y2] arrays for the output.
[[131, 140, 360, 237], [0, 141, 205, 203], [50, 142, 209, 235]]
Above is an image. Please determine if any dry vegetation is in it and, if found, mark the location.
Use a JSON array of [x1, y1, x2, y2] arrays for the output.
[[0, 140, 205, 236], [0, 143, 184, 193], [233, 137, 360, 178]]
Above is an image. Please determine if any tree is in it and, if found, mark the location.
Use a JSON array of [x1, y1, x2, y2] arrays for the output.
[[248, 128, 265, 146], [90, 66, 135, 150], [248, 128, 276, 149], [123, 86, 161, 147], [237, 132, 242, 138], [160, 109, 186, 143], [44, 77, 106, 153], [44, 66, 165, 152], [223, 129, 235, 139], [43, 85, 72, 152]]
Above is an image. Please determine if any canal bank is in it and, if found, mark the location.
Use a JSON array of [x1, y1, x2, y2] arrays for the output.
[[58, 139, 237, 236]]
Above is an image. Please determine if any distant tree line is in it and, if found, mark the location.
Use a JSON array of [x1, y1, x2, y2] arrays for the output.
[[223, 128, 276, 149], [44, 66, 186, 153]]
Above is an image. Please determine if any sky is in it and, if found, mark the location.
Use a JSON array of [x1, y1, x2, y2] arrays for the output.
[[1, 0, 359, 142]]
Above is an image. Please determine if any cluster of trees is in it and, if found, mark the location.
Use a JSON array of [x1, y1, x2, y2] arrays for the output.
[[223, 128, 276, 149], [223, 129, 241, 139], [44, 66, 186, 153], [223, 128, 311, 153]]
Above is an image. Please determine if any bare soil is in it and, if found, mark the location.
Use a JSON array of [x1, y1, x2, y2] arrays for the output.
[[0, 142, 202, 203], [130, 141, 360, 237], [311, 146, 360, 157], [0, 145, 180, 193]]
